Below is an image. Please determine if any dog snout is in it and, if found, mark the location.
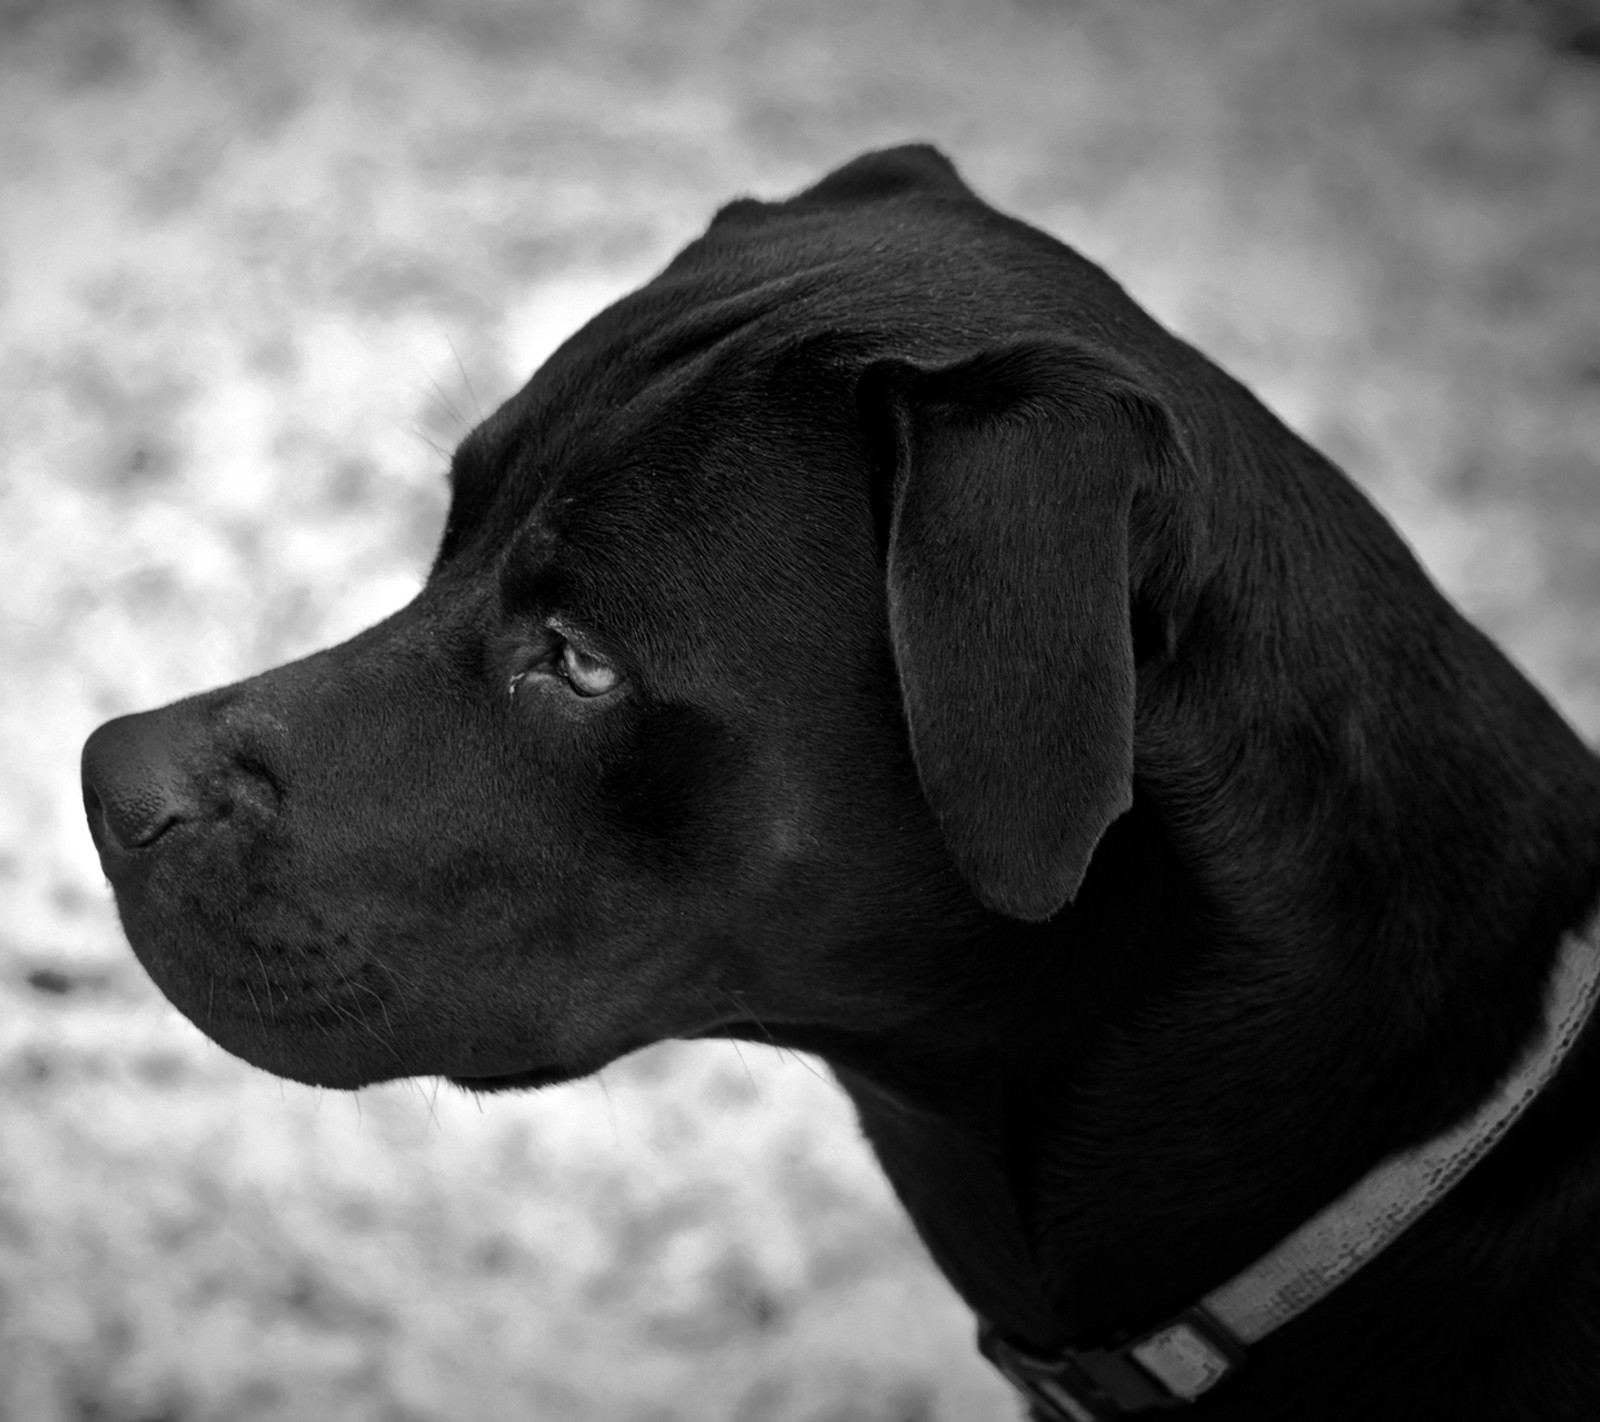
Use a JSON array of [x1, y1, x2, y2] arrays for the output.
[[82, 707, 282, 862]]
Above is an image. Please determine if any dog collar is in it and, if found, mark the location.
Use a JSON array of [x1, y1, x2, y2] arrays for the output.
[[981, 908, 1600, 1420]]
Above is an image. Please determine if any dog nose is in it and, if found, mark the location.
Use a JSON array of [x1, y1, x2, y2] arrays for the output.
[[82, 712, 198, 853]]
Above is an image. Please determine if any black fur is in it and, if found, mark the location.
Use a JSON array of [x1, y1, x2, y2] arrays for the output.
[[82, 146, 1600, 1419]]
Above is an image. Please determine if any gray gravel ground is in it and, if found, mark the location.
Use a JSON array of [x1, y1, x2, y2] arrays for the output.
[[3, 1, 1599, 1418]]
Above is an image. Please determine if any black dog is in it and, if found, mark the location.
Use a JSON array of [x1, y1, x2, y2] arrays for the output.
[[82, 147, 1600, 1420]]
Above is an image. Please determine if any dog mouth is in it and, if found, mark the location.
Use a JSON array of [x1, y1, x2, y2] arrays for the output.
[[446, 1063, 583, 1093], [445, 1031, 665, 1093]]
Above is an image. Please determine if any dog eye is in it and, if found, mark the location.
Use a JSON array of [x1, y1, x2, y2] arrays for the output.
[[505, 629, 625, 703], [557, 641, 621, 698]]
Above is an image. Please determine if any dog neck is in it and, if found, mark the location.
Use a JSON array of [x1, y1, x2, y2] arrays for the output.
[[832, 481, 1600, 1414], [981, 908, 1600, 1417], [834, 815, 1600, 1418]]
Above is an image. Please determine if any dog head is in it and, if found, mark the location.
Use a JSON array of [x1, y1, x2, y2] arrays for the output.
[[81, 146, 1202, 1090]]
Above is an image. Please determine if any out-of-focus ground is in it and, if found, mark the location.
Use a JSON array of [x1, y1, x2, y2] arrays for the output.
[[2, 1, 1598, 1418]]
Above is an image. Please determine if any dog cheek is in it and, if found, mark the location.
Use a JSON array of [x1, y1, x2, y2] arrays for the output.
[[595, 702, 761, 876]]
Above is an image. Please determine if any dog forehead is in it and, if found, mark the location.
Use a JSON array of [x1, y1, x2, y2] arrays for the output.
[[436, 154, 1123, 608], [438, 279, 833, 569], [509, 354, 877, 678]]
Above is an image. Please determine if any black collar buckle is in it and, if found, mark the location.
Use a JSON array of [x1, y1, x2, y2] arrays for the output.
[[978, 1308, 1246, 1419]]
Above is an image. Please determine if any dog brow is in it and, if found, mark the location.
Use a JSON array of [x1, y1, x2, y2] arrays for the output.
[[447, 428, 493, 494]]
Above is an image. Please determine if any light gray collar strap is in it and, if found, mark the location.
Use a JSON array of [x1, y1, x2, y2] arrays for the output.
[[981, 908, 1600, 1420]]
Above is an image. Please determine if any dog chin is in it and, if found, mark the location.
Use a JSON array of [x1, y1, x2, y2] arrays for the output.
[[206, 1042, 391, 1092], [210, 1022, 585, 1095]]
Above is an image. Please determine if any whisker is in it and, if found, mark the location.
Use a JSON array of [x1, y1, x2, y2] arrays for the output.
[[247, 945, 279, 1023], [595, 1072, 622, 1147], [727, 1038, 762, 1102], [447, 337, 484, 421], [243, 981, 267, 1034]]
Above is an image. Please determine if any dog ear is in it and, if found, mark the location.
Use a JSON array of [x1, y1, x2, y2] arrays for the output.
[[711, 147, 973, 235], [859, 342, 1196, 922], [798, 144, 974, 205]]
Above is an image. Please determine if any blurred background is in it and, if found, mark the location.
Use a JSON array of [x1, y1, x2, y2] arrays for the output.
[[3, 0, 1599, 1418]]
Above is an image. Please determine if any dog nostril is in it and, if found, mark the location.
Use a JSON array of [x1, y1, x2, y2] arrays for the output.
[[83, 783, 113, 848], [82, 762, 184, 851]]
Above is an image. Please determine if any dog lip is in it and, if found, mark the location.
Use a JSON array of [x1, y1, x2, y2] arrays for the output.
[[446, 1064, 578, 1092]]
